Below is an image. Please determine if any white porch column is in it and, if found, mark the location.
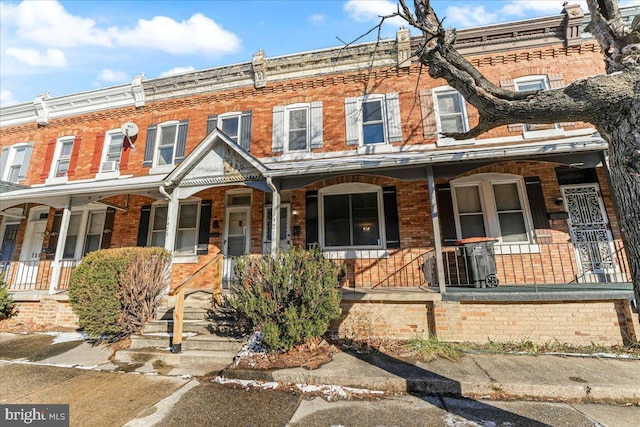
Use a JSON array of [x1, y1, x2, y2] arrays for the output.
[[49, 200, 71, 294], [426, 166, 446, 295], [266, 178, 281, 256], [164, 189, 179, 255]]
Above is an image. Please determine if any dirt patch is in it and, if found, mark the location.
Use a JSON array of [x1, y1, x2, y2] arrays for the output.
[[0, 319, 75, 334], [235, 338, 339, 370]]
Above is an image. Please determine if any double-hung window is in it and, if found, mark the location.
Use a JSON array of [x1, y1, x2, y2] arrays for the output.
[[0, 143, 33, 183], [101, 130, 124, 173], [345, 93, 402, 147], [148, 201, 200, 255], [319, 183, 384, 249], [272, 103, 322, 154], [55, 137, 74, 178], [513, 76, 559, 137], [156, 122, 179, 166], [451, 174, 533, 243], [433, 87, 469, 135], [207, 111, 252, 151], [62, 209, 106, 259]]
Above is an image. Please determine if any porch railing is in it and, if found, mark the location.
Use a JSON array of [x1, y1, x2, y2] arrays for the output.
[[0, 259, 80, 291]]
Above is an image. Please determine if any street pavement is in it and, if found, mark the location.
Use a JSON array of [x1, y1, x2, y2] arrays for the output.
[[1, 331, 639, 426]]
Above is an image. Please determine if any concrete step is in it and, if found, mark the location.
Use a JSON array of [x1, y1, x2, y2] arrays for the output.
[[156, 307, 210, 321], [143, 320, 215, 335], [130, 333, 244, 353], [114, 348, 235, 372]]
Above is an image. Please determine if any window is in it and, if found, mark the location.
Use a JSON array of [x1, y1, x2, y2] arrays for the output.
[[0, 143, 33, 183], [148, 201, 200, 255], [319, 184, 384, 249], [345, 93, 402, 146], [513, 76, 558, 135], [451, 174, 533, 243], [54, 137, 74, 178], [272, 103, 322, 153], [101, 131, 124, 172], [156, 122, 179, 166], [207, 111, 252, 151], [62, 209, 106, 259], [433, 87, 469, 135]]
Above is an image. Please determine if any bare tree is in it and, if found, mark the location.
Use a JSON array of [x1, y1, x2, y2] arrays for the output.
[[397, 0, 640, 306]]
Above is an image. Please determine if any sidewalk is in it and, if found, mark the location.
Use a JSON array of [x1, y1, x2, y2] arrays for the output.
[[222, 350, 640, 403], [2, 331, 639, 403]]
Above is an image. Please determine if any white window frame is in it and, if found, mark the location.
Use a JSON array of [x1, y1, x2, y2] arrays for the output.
[[153, 120, 180, 167], [283, 103, 311, 153], [47, 136, 75, 183], [432, 86, 471, 146], [98, 129, 124, 176], [318, 183, 386, 251], [2, 143, 30, 183], [513, 75, 563, 139], [360, 95, 388, 146], [61, 207, 107, 260], [148, 199, 201, 255], [451, 174, 535, 245], [217, 112, 242, 145]]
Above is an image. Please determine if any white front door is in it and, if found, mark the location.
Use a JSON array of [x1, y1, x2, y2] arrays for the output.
[[562, 184, 615, 275], [223, 207, 250, 288], [16, 220, 47, 286]]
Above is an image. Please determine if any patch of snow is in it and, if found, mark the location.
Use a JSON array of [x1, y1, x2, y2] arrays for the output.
[[43, 331, 88, 344], [233, 331, 266, 366]]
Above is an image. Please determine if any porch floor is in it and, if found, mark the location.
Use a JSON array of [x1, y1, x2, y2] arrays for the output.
[[441, 283, 634, 302]]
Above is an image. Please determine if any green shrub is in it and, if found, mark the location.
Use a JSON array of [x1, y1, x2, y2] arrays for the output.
[[0, 274, 15, 320], [69, 247, 170, 341], [227, 247, 342, 351]]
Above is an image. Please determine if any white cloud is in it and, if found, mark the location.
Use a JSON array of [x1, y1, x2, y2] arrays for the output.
[[309, 13, 326, 25], [159, 66, 196, 77], [0, 89, 17, 106], [4, 0, 112, 47], [500, 1, 582, 18], [343, 0, 405, 27], [97, 69, 130, 83], [443, 6, 497, 28], [111, 13, 241, 56], [6, 48, 67, 67]]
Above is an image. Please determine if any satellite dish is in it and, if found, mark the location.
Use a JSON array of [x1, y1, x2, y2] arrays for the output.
[[121, 121, 139, 137]]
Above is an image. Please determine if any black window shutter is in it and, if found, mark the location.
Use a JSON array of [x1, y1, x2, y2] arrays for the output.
[[46, 209, 63, 257], [174, 119, 189, 164], [206, 115, 218, 135], [197, 200, 212, 255], [143, 124, 157, 167], [525, 177, 550, 230], [382, 186, 400, 248], [100, 208, 116, 249], [305, 191, 319, 249], [240, 110, 252, 151], [137, 205, 152, 247], [436, 184, 458, 246]]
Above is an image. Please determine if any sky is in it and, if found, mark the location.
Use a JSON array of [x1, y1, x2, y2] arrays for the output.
[[1, 0, 638, 107]]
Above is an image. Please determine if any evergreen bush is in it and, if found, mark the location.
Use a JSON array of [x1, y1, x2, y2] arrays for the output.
[[227, 247, 342, 351], [69, 247, 169, 341], [0, 273, 15, 320]]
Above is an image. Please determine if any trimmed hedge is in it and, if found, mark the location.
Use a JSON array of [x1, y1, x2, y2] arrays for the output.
[[69, 247, 170, 341], [227, 247, 342, 351]]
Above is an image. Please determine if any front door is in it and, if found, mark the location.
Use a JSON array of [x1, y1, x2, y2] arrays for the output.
[[561, 184, 615, 276], [0, 223, 19, 278], [223, 207, 250, 287], [263, 205, 291, 253], [16, 220, 47, 286]]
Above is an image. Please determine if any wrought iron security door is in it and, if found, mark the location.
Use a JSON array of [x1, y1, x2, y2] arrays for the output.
[[561, 184, 615, 274]]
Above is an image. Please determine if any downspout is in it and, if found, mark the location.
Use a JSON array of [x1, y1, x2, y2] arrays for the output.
[[266, 177, 280, 257], [159, 184, 178, 294], [426, 166, 446, 296]]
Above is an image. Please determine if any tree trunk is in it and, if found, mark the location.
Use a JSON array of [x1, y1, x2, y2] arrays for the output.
[[598, 96, 640, 304]]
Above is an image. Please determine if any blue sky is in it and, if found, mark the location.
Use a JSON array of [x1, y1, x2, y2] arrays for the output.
[[1, 0, 638, 106]]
